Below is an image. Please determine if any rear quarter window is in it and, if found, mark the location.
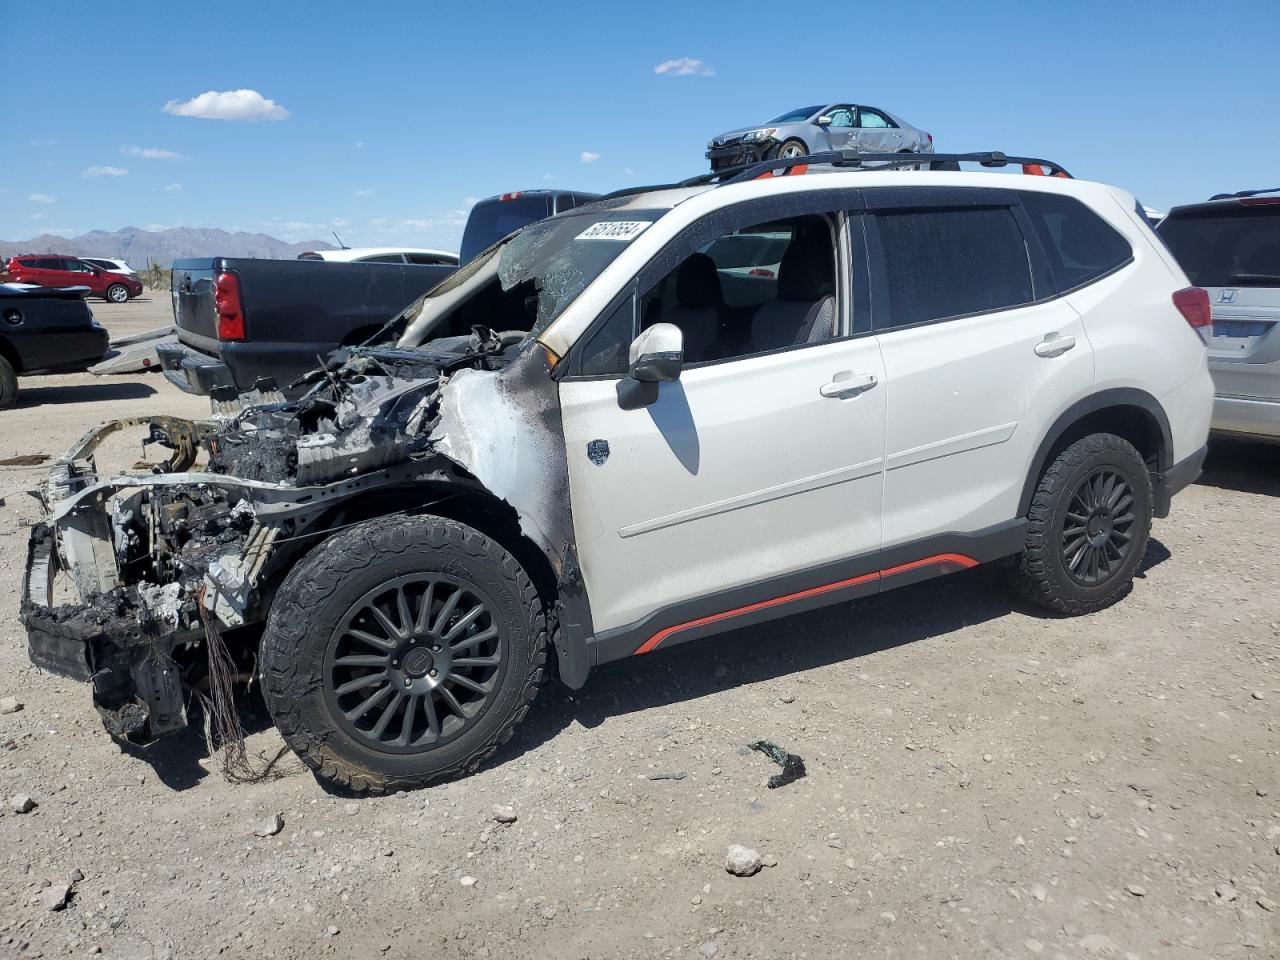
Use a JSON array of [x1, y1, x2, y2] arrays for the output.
[[1157, 205, 1280, 288], [1019, 191, 1132, 293], [872, 206, 1034, 329]]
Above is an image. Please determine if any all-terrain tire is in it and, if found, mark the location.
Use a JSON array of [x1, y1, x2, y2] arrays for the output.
[[105, 283, 129, 303], [1012, 433, 1153, 616], [0, 355, 17, 409], [260, 515, 547, 794]]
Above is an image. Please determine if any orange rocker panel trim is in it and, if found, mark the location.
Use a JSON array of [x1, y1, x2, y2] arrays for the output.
[[634, 553, 978, 655]]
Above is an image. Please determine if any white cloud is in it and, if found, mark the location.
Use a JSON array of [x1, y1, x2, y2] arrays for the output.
[[653, 57, 714, 77], [542, 172, 554, 181], [28, 193, 55, 203], [32, 213, 46, 221], [621, 167, 636, 177], [332, 218, 350, 227], [580, 151, 601, 164], [83, 166, 128, 178], [354, 188, 375, 197], [354, 141, 364, 149], [158, 183, 183, 193], [163, 89, 289, 122], [121, 144, 184, 160]]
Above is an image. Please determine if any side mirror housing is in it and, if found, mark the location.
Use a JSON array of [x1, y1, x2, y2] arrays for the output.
[[617, 323, 683, 409], [815, 114, 833, 126]]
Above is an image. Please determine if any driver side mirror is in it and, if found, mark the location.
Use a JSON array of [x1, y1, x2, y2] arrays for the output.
[[815, 115, 833, 127], [617, 322, 682, 410]]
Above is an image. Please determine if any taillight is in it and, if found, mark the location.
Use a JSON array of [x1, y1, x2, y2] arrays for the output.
[[1172, 286, 1212, 329], [499, 191, 522, 201], [214, 271, 245, 340]]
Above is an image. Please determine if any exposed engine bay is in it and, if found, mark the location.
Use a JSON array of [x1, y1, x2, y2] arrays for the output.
[[19, 325, 575, 744]]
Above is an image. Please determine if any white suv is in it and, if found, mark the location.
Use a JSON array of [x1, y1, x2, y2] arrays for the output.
[[22, 154, 1213, 794]]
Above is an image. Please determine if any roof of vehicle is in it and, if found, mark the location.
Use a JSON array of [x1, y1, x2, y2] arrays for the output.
[[297, 246, 459, 262], [1165, 188, 1280, 216], [473, 189, 602, 203]]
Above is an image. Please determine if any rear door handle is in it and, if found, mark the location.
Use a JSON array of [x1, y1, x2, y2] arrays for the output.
[[1034, 333, 1076, 358], [820, 371, 878, 398]]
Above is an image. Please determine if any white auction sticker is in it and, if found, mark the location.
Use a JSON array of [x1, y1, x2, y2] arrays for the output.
[[575, 220, 652, 241]]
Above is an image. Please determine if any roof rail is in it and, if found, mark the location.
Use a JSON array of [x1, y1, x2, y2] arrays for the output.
[[1208, 187, 1280, 201], [594, 151, 1072, 203]]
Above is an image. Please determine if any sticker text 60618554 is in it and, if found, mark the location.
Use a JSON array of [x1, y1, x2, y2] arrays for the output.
[[575, 221, 652, 242]]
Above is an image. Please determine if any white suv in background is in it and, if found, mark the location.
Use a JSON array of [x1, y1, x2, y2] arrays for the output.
[[296, 246, 459, 265], [23, 153, 1214, 794]]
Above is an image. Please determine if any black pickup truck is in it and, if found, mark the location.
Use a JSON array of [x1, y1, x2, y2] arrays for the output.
[[0, 284, 109, 408], [159, 189, 599, 397]]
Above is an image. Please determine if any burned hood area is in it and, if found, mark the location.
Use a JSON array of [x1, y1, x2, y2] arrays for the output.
[[19, 326, 577, 746]]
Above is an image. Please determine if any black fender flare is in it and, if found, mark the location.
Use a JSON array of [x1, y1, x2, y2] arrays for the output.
[[1017, 387, 1172, 518]]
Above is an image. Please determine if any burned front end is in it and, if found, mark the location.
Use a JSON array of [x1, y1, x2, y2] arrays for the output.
[[19, 330, 572, 744]]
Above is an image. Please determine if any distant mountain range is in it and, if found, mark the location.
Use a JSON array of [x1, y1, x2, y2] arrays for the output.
[[0, 226, 334, 265]]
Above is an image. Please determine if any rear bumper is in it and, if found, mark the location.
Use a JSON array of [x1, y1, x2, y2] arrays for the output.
[[1154, 444, 1207, 518], [1211, 393, 1280, 440], [156, 340, 235, 395]]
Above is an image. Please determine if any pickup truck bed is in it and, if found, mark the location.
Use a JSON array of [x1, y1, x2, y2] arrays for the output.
[[159, 257, 454, 396]]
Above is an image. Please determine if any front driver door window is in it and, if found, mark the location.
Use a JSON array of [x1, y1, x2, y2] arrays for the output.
[[819, 105, 857, 151], [557, 194, 889, 642]]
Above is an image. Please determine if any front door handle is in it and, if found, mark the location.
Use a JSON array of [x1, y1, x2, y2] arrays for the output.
[[1034, 333, 1076, 358], [820, 371, 878, 398]]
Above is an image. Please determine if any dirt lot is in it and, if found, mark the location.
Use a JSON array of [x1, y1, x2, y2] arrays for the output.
[[1, 297, 1277, 959]]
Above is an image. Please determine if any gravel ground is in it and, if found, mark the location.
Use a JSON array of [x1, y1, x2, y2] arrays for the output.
[[1, 298, 1277, 959]]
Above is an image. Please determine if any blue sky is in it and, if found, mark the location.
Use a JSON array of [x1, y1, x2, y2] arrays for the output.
[[4, 0, 1277, 250]]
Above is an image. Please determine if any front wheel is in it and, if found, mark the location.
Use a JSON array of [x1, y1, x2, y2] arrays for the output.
[[1012, 433, 1153, 615], [105, 284, 129, 303], [260, 515, 547, 793], [774, 138, 808, 160]]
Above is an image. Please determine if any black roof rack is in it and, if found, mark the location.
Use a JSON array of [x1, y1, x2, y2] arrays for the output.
[[1208, 187, 1280, 201], [595, 151, 1072, 203]]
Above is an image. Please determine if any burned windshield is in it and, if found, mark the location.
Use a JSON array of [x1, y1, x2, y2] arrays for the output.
[[399, 209, 663, 348]]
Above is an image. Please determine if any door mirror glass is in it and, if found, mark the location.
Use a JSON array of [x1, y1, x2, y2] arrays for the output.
[[628, 322, 683, 382], [815, 115, 833, 127]]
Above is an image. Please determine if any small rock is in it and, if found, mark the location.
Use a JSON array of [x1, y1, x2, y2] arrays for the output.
[[1258, 896, 1276, 912], [344, 802, 360, 816], [1126, 883, 1146, 897], [325, 925, 340, 937], [1257, 787, 1269, 798], [40, 884, 70, 911], [983, 754, 994, 763], [1030, 883, 1047, 902], [698, 941, 720, 959], [491, 805, 517, 824], [879, 911, 896, 925], [69, 869, 84, 883], [725, 844, 762, 877], [1024, 939, 1044, 955], [1251, 690, 1264, 701], [253, 814, 284, 838], [827, 839, 844, 849], [1216, 883, 1239, 902], [539, 905, 556, 920], [646, 771, 688, 781], [690, 894, 702, 905], [0, 696, 22, 715], [1088, 806, 1105, 819], [778, 692, 795, 704], [460, 876, 478, 888], [761, 852, 778, 868], [9, 794, 36, 814]]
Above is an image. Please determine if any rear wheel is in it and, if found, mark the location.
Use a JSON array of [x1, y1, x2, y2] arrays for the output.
[[106, 284, 129, 303], [260, 515, 547, 793], [0, 355, 16, 409], [1012, 433, 1152, 615]]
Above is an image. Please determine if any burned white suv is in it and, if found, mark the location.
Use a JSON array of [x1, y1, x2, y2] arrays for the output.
[[21, 152, 1213, 793]]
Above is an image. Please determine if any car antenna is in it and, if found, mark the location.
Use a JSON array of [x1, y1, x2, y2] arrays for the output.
[[331, 230, 349, 250]]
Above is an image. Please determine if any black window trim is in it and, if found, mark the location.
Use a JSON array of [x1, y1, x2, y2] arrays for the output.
[[558, 189, 868, 381]]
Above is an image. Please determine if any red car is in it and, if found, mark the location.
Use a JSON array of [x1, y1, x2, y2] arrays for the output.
[[5, 255, 144, 302]]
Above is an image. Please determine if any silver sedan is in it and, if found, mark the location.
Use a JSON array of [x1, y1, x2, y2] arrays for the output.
[[706, 103, 933, 172]]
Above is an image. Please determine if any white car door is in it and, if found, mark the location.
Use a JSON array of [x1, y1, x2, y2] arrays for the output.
[[556, 197, 887, 651], [865, 187, 1096, 554]]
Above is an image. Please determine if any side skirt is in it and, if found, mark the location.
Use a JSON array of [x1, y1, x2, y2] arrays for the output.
[[588, 518, 1028, 665]]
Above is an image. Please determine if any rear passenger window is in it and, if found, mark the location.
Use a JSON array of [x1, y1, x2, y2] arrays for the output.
[[872, 207, 1034, 329], [1020, 191, 1132, 292]]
